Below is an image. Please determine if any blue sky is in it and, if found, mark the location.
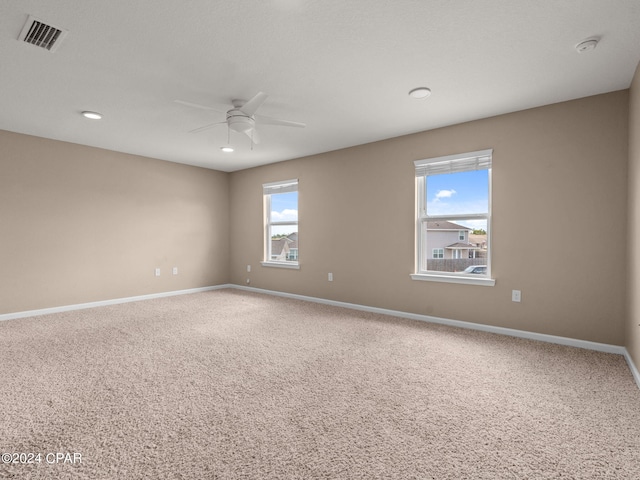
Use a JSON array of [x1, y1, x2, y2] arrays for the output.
[[271, 192, 298, 220], [426, 170, 489, 230], [270, 192, 298, 236]]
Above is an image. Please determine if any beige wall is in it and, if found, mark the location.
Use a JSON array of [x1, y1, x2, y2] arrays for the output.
[[627, 63, 640, 366], [1, 91, 631, 347], [230, 91, 629, 345], [0, 131, 229, 314]]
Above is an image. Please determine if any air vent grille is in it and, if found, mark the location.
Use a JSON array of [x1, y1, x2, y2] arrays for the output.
[[18, 15, 68, 52]]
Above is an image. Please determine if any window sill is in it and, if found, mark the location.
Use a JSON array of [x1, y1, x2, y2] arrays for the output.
[[261, 261, 300, 270], [410, 273, 495, 286]]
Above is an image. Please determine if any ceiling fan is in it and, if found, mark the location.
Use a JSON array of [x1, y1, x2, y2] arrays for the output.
[[175, 92, 305, 146]]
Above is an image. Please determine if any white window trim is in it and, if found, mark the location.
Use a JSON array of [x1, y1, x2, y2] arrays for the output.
[[263, 179, 299, 269], [261, 261, 301, 270], [410, 273, 495, 286], [413, 149, 494, 286]]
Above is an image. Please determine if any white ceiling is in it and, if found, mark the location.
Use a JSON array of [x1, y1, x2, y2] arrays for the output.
[[1, 1, 639, 172]]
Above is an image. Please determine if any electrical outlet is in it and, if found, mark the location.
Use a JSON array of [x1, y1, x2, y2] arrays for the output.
[[512, 290, 521, 302], [247, 265, 251, 272], [328, 272, 333, 282], [155, 268, 161, 277], [172, 267, 178, 275]]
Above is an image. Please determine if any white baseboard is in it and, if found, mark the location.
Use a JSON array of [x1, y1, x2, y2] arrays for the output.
[[3, 283, 638, 390], [0, 284, 232, 322], [230, 285, 627, 355], [231, 285, 640, 388], [623, 349, 640, 390]]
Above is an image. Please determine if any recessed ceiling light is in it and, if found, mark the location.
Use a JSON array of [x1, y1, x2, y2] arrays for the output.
[[220, 146, 234, 153], [575, 38, 599, 53], [409, 87, 432, 99], [82, 111, 102, 120]]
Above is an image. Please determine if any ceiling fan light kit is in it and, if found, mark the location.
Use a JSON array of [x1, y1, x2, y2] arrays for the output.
[[227, 111, 255, 134]]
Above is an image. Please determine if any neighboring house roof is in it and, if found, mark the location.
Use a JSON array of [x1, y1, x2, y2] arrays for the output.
[[469, 234, 487, 247], [286, 232, 298, 247], [446, 242, 480, 249], [271, 233, 298, 258], [427, 221, 472, 231]]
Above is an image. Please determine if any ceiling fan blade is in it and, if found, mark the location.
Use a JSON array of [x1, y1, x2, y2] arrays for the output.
[[175, 99, 226, 114], [255, 114, 306, 128], [242, 128, 260, 144], [239, 92, 268, 116], [188, 121, 227, 134]]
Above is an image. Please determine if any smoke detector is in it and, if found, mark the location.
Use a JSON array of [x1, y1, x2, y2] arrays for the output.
[[575, 38, 599, 54], [18, 15, 68, 52]]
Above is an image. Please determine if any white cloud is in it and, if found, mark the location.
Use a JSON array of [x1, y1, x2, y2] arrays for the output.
[[426, 198, 489, 217], [434, 189, 456, 202], [271, 209, 298, 222]]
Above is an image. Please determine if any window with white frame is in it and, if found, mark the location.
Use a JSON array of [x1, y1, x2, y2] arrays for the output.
[[262, 179, 299, 269], [412, 150, 494, 286]]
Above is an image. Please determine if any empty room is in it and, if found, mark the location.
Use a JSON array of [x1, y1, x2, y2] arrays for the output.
[[1, 1, 640, 478]]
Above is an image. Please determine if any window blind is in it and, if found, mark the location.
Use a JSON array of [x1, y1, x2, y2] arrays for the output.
[[263, 179, 298, 195], [415, 149, 492, 177]]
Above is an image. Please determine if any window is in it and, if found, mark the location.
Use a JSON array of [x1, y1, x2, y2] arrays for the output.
[[262, 179, 299, 269], [412, 150, 494, 286]]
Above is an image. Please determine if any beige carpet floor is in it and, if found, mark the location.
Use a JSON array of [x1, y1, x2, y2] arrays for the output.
[[0, 289, 639, 479]]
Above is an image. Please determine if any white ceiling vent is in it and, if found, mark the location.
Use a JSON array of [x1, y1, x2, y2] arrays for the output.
[[18, 15, 68, 52]]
